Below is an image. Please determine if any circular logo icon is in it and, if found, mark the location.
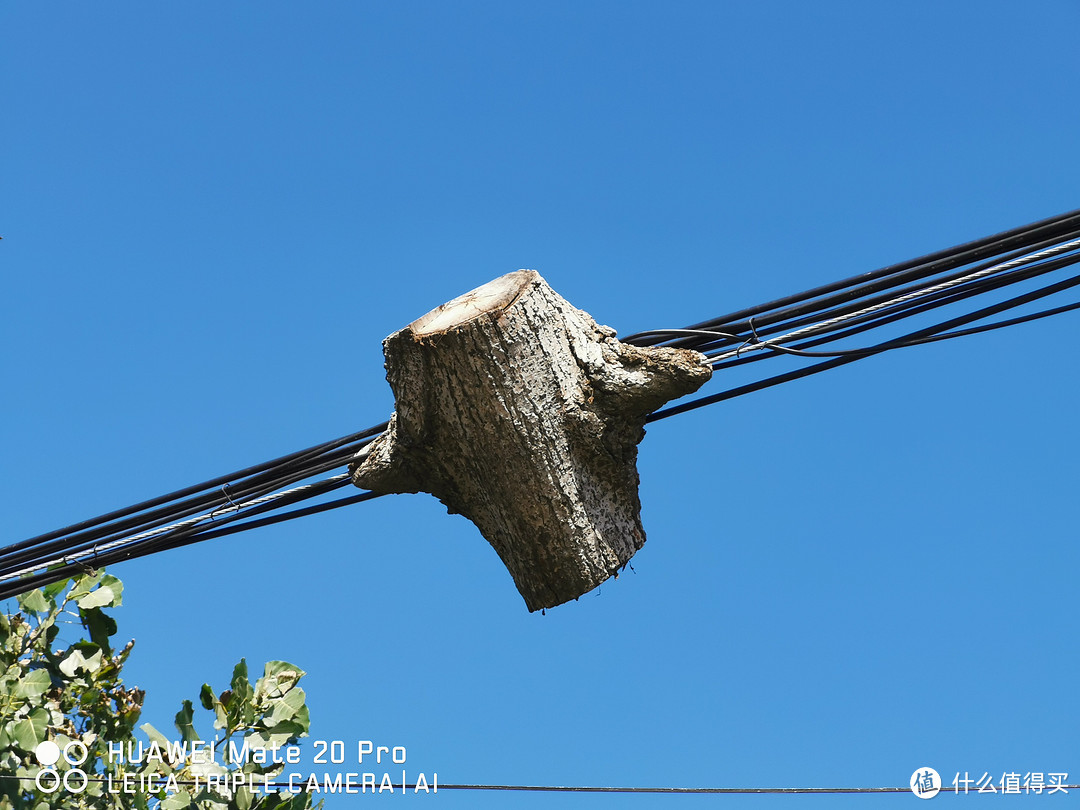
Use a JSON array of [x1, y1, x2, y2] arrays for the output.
[[34, 741, 61, 767], [910, 767, 941, 799]]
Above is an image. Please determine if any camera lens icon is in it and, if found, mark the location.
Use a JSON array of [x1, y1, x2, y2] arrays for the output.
[[36, 739, 87, 766], [35, 741, 61, 766], [34, 740, 90, 794]]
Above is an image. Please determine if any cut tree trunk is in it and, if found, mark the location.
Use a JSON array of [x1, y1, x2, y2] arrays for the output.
[[351, 270, 711, 611]]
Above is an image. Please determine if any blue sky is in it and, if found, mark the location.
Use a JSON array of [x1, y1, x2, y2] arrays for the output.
[[3, 2, 1080, 806]]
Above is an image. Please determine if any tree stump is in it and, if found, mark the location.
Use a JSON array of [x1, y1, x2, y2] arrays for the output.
[[351, 270, 711, 611]]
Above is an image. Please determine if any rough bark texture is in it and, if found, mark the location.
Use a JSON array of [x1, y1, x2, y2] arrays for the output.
[[351, 270, 711, 611]]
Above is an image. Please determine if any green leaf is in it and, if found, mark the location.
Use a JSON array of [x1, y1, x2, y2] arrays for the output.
[[76, 581, 119, 609], [58, 642, 103, 677], [211, 692, 229, 730], [12, 714, 45, 751], [289, 703, 310, 736], [263, 661, 306, 682], [245, 722, 306, 749], [81, 606, 117, 654], [41, 578, 71, 601], [26, 708, 48, 742], [20, 615, 56, 656], [99, 574, 123, 605], [174, 699, 197, 742], [141, 722, 172, 748], [11, 719, 35, 751], [229, 659, 254, 727], [160, 789, 193, 809], [14, 669, 51, 700], [255, 662, 305, 704], [17, 590, 49, 615], [199, 683, 215, 711], [67, 572, 103, 604], [264, 687, 307, 726], [235, 784, 253, 810], [230, 659, 250, 696]]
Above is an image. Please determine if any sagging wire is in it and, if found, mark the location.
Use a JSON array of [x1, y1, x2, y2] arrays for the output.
[[703, 235, 1080, 364], [647, 268, 1080, 422], [640, 206, 1080, 348], [0, 428, 387, 601], [5, 208, 1080, 598]]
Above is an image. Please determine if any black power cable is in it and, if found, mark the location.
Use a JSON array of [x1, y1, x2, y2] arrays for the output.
[[625, 226, 1080, 356], [661, 206, 1080, 346], [706, 254, 1080, 369], [0, 426, 387, 600], [1, 424, 386, 559], [647, 267, 1080, 422], [0, 444, 366, 579]]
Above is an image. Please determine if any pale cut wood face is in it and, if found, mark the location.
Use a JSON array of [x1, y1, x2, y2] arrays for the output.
[[408, 270, 535, 337]]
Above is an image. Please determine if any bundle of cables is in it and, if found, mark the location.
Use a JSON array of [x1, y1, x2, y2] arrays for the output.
[[4, 208, 1080, 600], [0, 426, 386, 600], [631, 207, 1080, 419]]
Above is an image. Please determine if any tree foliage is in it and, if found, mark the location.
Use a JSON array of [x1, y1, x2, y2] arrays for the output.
[[0, 572, 319, 809]]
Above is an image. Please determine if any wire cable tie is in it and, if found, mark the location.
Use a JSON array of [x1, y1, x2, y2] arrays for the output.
[[735, 318, 759, 358], [210, 484, 240, 520]]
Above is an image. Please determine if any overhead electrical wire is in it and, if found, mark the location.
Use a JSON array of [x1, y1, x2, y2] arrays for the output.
[[4, 208, 1080, 600], [660, 206, 1080, 340], [634, 251, 1080, 368], [715, 238, 1079, 359], [632, 208, 1080, 420], [0, 426, 389, 600], [646, 268, 1080, 422], [625, 230, 1080, 358]]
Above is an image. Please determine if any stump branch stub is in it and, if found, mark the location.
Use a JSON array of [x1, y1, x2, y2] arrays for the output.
[[351, 270, 711, 611]]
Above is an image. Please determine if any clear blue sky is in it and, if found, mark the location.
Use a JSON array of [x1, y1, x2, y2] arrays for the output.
[[3, 2, 1079, 807]]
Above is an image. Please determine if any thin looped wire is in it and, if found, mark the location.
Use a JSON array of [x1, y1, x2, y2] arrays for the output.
[[735, 317, 761, 358], [210, 484, 240, 520]]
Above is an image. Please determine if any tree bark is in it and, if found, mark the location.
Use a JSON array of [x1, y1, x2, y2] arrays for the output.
[[351, 270, 711, 611]]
